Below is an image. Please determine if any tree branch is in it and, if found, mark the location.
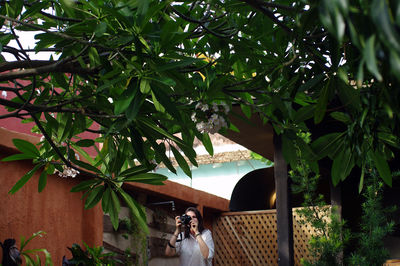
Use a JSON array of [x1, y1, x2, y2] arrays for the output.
[[171, 6, 238, 38], [0, 15, 109, 50], [0, 97, 124, 119], [240, 0, 293, 34], [0, 61, 98, 81], [0, 60, 55, 73]]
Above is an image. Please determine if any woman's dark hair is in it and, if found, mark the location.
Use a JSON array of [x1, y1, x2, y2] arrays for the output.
[[183, 207, 205, 239]]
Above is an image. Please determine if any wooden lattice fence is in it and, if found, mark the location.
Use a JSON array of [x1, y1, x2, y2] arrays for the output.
[[213, 208, 323, 266]]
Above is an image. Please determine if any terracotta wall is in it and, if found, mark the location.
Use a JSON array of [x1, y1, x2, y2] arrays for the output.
[[0, 128, 103, 264]]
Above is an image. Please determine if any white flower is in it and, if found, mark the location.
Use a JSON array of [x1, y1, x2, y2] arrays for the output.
[[55, 165, 80, 178], [191, 112, 197, 121], [221, 102, 230, 114], [200, 104, 209, 112], [219, 116, 228, 128], [194, 102, 229, 134], [212, 103, 219, 112], [40, 136, 45, 142], [209, 113, 219, 123], [1, 91, 7, 98], [196, 121, 206, 132], [195, 102, 202, 109]]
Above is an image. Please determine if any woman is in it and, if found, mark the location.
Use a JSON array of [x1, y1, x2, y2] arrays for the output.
[[165, 207, 214, 266]]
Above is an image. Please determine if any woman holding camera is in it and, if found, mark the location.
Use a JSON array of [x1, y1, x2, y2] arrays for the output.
[[165, 207, 214, 266]]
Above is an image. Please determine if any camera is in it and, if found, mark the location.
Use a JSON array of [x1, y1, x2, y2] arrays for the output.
[[180, 214, 192, 225]]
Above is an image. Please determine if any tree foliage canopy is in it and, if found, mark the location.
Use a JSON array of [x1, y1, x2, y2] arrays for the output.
[[1, 0, 399, 231]]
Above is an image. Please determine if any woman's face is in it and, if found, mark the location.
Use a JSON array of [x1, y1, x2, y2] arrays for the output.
[[186, 210, 198, 222]]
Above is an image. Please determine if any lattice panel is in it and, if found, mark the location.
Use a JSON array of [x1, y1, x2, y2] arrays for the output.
[[213, 209, 321, 266]]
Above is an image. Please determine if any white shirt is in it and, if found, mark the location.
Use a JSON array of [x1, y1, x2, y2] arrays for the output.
[[175, 229, 214, 266]]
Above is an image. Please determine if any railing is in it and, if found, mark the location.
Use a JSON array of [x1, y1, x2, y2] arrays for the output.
[[213, 208, 322, 265]]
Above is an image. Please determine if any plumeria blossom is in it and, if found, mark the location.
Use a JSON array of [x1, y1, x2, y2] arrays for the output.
[[55, 165, 80, 178], [192, 101, 230, 134]]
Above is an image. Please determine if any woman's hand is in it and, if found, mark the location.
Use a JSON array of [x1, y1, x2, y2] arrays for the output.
[[190, 218, 199, 234], [175, 216, 182, 231], [165, 216, 181, 257]]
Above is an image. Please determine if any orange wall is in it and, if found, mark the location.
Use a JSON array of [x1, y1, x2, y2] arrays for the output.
[[0, 129, 103, 264]]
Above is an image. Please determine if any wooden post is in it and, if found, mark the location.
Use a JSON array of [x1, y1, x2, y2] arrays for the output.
[[273, 133, 294, 266]]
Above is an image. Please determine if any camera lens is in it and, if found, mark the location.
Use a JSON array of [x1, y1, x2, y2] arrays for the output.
[[180, 214, 192, 225]]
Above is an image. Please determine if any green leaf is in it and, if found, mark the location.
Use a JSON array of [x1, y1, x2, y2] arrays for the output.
[[21, 1, 49, 20], [314, 79, 331, 124], [389, 50, 400, 75], [201, 133, 214, 156], [282, 135, 297, 168], [229, 123, 240, 133], [149, 140, 176, 174], [12, 0, 24, 19], [57, 113, 73, 142], [44, 113, 58, 132], [70, 144, 95, 165], [70, 179, 100, 192], [75, 139, 95, 147], [240, 104, 252, 119], [337, 80, 361, 111], [296, 137, 317, 161], [95, 22, 107, 37], [1, 153, 36, 161], [140, 78, 151, 94], [88, 47, 100, 66], [119, 165, 149, 177], [12, 139, 40, 158], [294, 105, 315, 123], [298, 74, 324, 92], [331, 148, 354, 186], [114, 82, 136, 115], [152, 77, 176, 87], [151, 90, 165, 113], [371, 0, 400, 52], [38, 171, 47, 193], [129, 127, 147, 163], [52, 73, 69, 89], [369, 150, 392, 186], [171, 146, 192, 178], [118, 189, 149, 234], [138, 117, 185, 146], [59, 0, 75, 17], [126, 90, 144, 121], [151, 85, 181, 119], [109, 189, 120, 230], [123, 172, 168, 185], [102, 186, 112, 213], [330, 111, 351, 124], [137, 0, 149, 15], [378, 132, 400, 149], [155, 57, 199, 72], [319, 0, 346, 42], [71, 158, 102, 174], [97, 76, 126, 92], [364, 35, 382, 81], [177, 142, 198, 167], [84, 185, 104, 209], [9, 164, 43, 194], [46, 164, 55, 175], [311, 132, 345, 160]]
